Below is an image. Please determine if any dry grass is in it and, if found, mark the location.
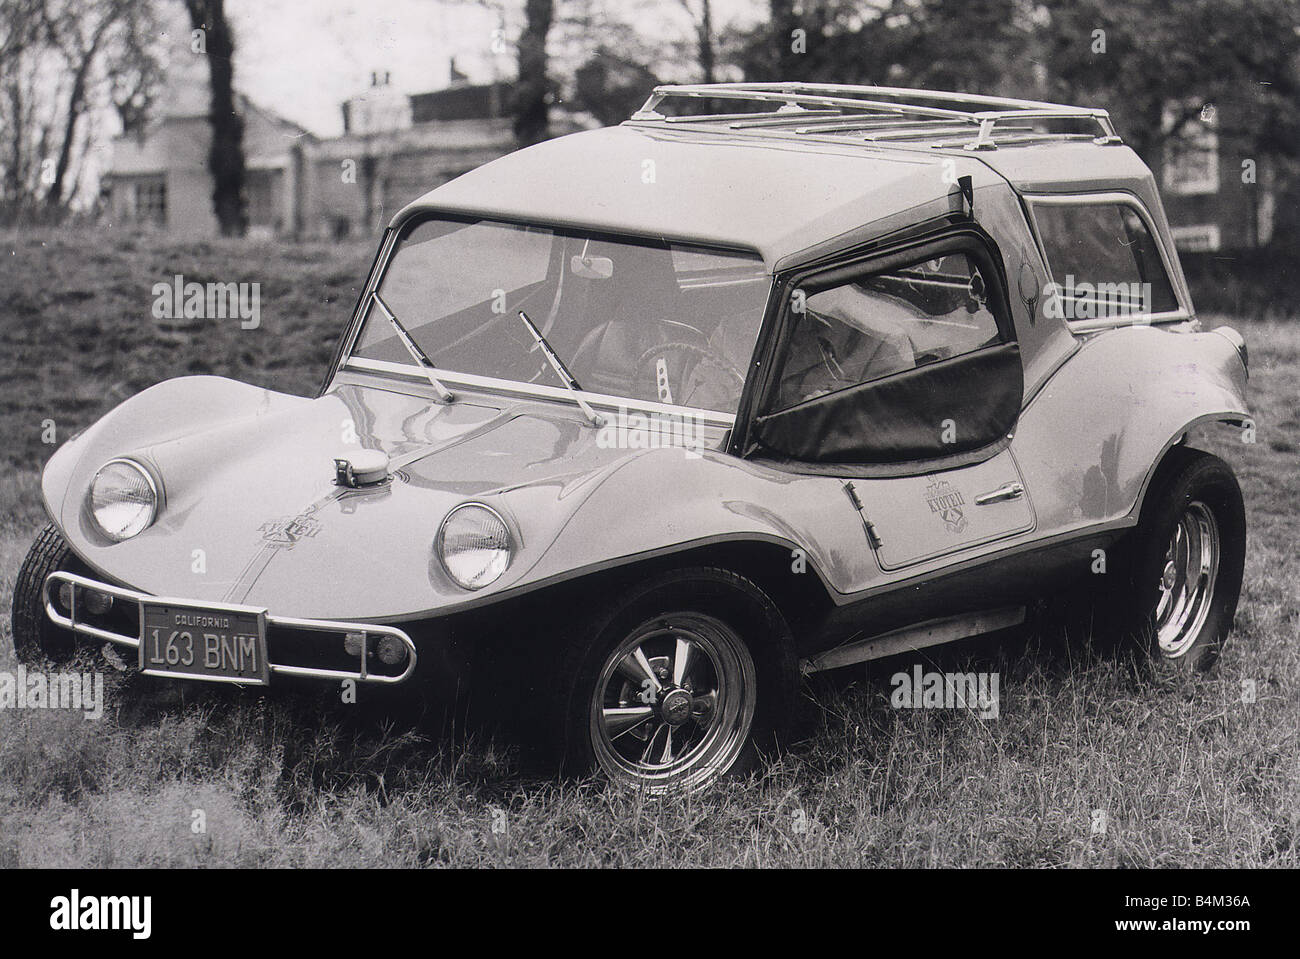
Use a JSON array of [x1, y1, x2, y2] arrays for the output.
[[0, 227, 1296, 867]]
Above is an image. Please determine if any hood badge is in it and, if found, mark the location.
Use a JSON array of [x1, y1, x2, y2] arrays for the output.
[[334, 450, 390, 489], [259, 513, 322, 548]]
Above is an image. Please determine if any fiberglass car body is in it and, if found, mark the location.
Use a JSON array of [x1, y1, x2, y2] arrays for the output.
[[14, 84, 1250, 793]]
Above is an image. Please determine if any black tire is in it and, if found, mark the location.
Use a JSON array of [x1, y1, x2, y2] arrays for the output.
[[549, 567, 797, 795], [11, 523, 82, 663], [1113, 448, 1246, 671]]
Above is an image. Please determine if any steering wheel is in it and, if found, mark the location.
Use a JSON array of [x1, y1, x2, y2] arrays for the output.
[[635, 339, 746, 406]]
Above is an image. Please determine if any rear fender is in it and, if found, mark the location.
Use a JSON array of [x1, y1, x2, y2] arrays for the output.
[[1012, 325, 1249, 537]]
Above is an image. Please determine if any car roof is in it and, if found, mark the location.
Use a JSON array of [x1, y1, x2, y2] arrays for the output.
[[393, 125, 982, 269], [392, 84, 1161, 271]]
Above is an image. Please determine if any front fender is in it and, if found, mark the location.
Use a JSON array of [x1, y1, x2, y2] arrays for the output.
[[41, 376, 306, 535], [499, 445, 870, 603]]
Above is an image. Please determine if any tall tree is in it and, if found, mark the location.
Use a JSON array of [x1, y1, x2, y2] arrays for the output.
[[742, 0, 1033, 89], [183, 0, 246, 236], [1037, 0, 1300, 160], [109, 0, 163, 137], [0, 0, 46, 212], [513, 0, 553, 146], [677, 0, 716, 83], [768, 0, 802, 79], [42, 0, 122, 208], [1, 0, 159, 217], [574, 47, 660, 126]]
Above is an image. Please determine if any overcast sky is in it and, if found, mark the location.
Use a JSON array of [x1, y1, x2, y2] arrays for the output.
[[223, 0, 507, 136], [195, 0, 764, 137]]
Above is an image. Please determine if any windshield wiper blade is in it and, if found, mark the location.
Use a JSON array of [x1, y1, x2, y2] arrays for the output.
[[517, 310, 604, 427], [371, 292, 454, 404]]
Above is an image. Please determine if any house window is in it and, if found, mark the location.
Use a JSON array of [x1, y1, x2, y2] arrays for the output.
[[1170, 224, 1222, 253], [134, 176, 166, 227], [1162, 101, 1219, 196], [245, 169, 278, 228]]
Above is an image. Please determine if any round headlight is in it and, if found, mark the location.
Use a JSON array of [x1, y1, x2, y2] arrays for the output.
[[89, 458, 158, 542], [437, 504, 513, 590]]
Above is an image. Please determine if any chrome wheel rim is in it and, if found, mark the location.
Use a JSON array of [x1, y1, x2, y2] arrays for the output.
[[1155, 500, 1220, 658], [589, 614, 756, 794]]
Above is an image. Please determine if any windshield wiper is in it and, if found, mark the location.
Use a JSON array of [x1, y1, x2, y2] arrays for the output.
[[517, 310, 604, 427], [370, 292, 454, 404]]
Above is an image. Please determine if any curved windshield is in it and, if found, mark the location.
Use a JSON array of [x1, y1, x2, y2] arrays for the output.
[[348, 217, 769, 414]]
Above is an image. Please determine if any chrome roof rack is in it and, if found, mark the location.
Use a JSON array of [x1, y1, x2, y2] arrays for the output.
[[628, 83, 1122, 151]]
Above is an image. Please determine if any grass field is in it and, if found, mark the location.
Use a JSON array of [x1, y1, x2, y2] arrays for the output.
[[0, 226, 1296, 867]]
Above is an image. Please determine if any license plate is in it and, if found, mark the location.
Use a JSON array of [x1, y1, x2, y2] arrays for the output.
[[139, 600, 269, 685]]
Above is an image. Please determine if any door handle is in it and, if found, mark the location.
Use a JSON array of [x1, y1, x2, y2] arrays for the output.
[[974, 482, 1024, 505]]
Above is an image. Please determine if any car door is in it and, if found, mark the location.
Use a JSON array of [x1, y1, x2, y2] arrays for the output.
[[746, 230, 1035, 571], [845, 450, 1033, 570]]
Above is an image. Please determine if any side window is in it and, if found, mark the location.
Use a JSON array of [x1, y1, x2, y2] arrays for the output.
[[1030, 200, 1180, 320], [774, 251, 1004, 410]]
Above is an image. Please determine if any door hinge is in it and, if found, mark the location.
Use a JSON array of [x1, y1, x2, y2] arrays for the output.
[[843, 482, 884, 550]]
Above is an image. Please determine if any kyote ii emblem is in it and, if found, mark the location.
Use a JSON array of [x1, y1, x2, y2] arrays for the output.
[[925, 478, 968, 534], [258, 514, 322, 548]]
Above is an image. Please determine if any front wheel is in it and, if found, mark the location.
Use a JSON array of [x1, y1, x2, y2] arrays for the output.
[[11, 523, 81, 663], [552, 568, 796, 795]]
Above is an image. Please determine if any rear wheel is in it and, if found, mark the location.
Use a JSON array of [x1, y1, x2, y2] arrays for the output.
[[552, 568, 796, 794], [11, 523, 80, 663], [1120, 449, 1246, 671]]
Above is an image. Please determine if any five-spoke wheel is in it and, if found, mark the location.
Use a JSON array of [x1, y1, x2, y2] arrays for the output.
[[589, 615, 756, 792], [552, 567, 796, 795]]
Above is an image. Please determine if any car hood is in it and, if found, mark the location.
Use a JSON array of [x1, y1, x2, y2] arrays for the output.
[[42, 375, 726, 619]]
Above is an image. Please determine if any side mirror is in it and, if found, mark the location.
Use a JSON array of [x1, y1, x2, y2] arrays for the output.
[[570, 254, 614, 280]]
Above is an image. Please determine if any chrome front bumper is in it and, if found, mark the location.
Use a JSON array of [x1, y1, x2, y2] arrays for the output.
[[43, 571, 417, 685]]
